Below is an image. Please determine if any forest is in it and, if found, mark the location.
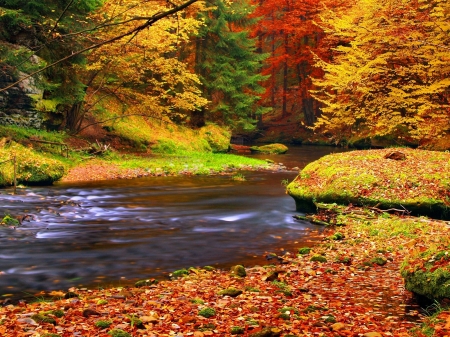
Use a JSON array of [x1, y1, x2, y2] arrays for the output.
[[0, 0, 448, 149]]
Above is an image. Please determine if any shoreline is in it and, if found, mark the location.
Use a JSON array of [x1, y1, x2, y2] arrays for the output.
[[2, 205, 447, 336]]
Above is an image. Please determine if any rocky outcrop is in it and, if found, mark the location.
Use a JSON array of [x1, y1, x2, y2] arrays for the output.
[[0, 64, 44, 129]]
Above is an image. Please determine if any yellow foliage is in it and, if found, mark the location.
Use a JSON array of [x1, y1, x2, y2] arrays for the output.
[[312, 0, 450, 143], [82, 0, 208, 121]]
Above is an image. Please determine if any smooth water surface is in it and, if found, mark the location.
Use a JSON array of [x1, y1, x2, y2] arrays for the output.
[[0, 145, 345, 298]]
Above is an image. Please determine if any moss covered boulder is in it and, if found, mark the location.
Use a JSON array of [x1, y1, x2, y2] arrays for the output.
[[250, 143, 288, 154], [0, 141, 65, 186], [286, 148, 450, 219], [401, 237, 450, 301]]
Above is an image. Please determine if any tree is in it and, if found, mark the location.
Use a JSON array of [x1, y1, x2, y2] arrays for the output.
[[192, 0, 269, 131], [311, 0, 450, 144], [0, 0, 201, 132], [78, 0, 207, 132], [250, 0, 323, 124]]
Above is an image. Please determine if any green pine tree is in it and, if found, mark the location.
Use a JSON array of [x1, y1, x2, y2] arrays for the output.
[[192, 0, 269, 131]]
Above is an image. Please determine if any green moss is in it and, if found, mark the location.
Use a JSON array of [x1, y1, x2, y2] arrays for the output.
[[1, 214, 20, 227], [286, 149, 450, 219], [231, 326, 245, 334], [203, 266, 216, 271], [0, 141, 65, 186], [190, 298, 205, 304], [298, 247, 312, 255], [198, 307, 216, 318], [108, 329, 131, 337], [31, 313, 56, 324], [230, 265, 247, 277], [370, 257, 387, 266], [135, 279, 158, 287], [323, 315, 336, 323], [401, 242, 450, 300], [218, 287, 243, 297], [250, 143, 288, 154], [303, 305, 326, 313], [200, 124, 231, 153], [310, 255, 327, 263], [328, 232, 344, 241], [95, 320, 112, 328], [171, 269, 189, 278]]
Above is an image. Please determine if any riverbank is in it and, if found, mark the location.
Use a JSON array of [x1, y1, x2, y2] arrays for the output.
[[1, 205, 448, 337]]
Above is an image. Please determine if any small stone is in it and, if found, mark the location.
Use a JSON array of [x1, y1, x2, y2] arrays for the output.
[[83, 308, 101, 317], [230, 265, 246, 277]]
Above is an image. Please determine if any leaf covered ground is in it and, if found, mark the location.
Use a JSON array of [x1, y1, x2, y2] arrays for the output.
[[2, 206, 449, 337]]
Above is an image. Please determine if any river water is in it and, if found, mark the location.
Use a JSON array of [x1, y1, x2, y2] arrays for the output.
[[0, 145, 345, 299]]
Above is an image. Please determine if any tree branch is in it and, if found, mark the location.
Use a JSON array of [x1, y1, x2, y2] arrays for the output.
[[0, 0, 198, 92]]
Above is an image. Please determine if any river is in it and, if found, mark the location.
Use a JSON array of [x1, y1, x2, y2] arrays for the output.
[[0, 145, 345, 300]]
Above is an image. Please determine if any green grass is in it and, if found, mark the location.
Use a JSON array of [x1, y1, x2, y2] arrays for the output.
[[116, 152, 270, 175]]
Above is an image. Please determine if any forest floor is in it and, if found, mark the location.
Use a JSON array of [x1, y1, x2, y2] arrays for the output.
[[1, 205, 448, 337]]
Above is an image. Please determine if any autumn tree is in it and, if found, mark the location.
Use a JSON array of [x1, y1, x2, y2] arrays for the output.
[[251, 0, 322, 125], [77, 0, 207, 132], [192, 0, 268, 131], [0, 0, 202, 132], [312, 0, 450, 144]]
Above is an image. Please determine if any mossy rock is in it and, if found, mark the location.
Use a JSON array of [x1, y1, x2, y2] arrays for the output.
[[231, 326, 245, 334], [135, 278, 158, 287], [250, 143, 288, 154], [298, 247, 312, 255], [370, 257, 387, 266], [108, 329, 132, 337], [230, 265, 247, 277], [198, 307, 216, 318], [0, 141, 65, 186], [218, 287, 243, 297], [171, 268, 189, 278], [286, 149, 450, 220], [401, 242, 450, 300], [31, 313, 56, 324], [310, 255, 327, 263], [95, 320, 112, 328]]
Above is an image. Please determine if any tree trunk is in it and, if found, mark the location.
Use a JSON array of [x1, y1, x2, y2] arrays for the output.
[[65, 101, 85, 134]]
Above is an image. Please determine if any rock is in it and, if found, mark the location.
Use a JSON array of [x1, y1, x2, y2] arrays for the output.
[[83, 308, 101, 317], [218, 287, 243, 297], [250, 144, 288, 154], [310, 255, 327, 263], [384, 151, 406, 160], [230, 265, 247, 277], [135, 279, 158, 287]]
